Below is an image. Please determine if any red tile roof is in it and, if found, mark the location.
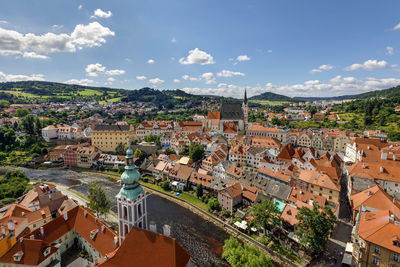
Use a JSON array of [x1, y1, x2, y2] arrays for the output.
[[99, 227, 191, 267]]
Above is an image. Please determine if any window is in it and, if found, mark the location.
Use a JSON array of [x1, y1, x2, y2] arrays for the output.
[[394, 253, 399, 262], [374, 246, 380, 254], [372, 256, 379, 265]]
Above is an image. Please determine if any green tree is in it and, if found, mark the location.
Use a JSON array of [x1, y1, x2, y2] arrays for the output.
[[115, 143, 126, 155], [195, 183, 203, 198], [208, 197, 221, 212], [33, 117, 42, 136], [0, 100, 10, 109], [160, 180, 171, 191], [145, 134, 160, 145], [188, 143, 205, 162], [87, 180, 111, 217], [295, 203, 337, 255], [165, 148, 176, 155], [21, 115, 35, 135], [134, 148, 142, 158], [14, 108, 30, 117], [250, 199, 280, 233], [222, 237, 274, 267]]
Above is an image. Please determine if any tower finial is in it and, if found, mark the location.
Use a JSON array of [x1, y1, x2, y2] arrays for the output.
[[244, 88, 248, 104]]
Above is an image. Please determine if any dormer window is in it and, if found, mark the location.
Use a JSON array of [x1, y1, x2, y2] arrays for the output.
[[42, 247, 51, 257], [90, 229, 99, 240], [13, 251, 23, 262]]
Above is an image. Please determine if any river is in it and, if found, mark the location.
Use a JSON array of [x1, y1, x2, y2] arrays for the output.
[[0, 167, 230, 267]]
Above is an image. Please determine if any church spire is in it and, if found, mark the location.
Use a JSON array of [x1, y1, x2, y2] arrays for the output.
[[244, 88, 248, 104]]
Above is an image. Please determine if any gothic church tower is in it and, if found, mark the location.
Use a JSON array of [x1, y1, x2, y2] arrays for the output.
[[242, 88, 249, 128]]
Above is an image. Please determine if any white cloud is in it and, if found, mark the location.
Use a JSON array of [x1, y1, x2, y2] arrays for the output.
[[78, 5, 83, 10], [344, 59, 388, 71], [85, 63, 124, 77], [0, 21, 8, 24], [170, 57, 175, 61], [91, 8, 112, 19], [267, 49, 272, 53], [386, 46, 394, 55], [202, 72, 216, 85], [310, 64, 334, 74], [148, 78, 164, 85], [171, 37, 176, 43], [147, 59, 155, 64], [173, 79, 180, 83], [236, 55, 250, 61], [0, 22, 114, 58], [393, 23, 400, 31], [85, 63, 106, 77], [392, 64, 399, 68], [136, 76, 147, 80], [125, 58, 131, 62], [51, 25, 63, 30], [105, 69, 125, 76], [179, 48, 215, 65], [182, 74, 201, 81], [217, 70, 245, 77], [107, 77, 115, 82], [22, 52, 49, 59], [65, 79, 93, 86], [0, 71, 45, 82], [182, 75, 400, 98]]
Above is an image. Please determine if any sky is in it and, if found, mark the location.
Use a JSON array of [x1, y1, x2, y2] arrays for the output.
[[0, 1, 400, 98]]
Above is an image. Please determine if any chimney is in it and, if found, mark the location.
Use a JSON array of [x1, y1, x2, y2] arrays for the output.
[[149, 221, 157, 233], [390, 214, 395, 223], [63, 212, 68, 221], [101, 225, 105, 233], [7, 221, 15, 232], [1, 225, 5, 235], [19, 237, 23, 244], [380, 166, 384, 173], [362, 164, 366, 169], [21, 212, 24, 216], [30, 235, 34, 240], [40, 227, 44, 235], [113, 236, 118, 245], [84, 210, 87, 217], [394, 199, 397, 205], [163, 225, 171, 237]]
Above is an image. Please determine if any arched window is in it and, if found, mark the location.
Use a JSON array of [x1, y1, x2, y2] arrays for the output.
[[123, 206, 128, 219], [138, 221, 142, 228], [138, 203, 142, 217]]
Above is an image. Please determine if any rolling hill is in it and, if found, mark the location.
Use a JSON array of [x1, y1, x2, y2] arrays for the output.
[[249, 91, 298, 102]]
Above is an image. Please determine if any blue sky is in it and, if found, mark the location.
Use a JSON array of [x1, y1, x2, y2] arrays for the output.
[[0, 0, 400, 98]]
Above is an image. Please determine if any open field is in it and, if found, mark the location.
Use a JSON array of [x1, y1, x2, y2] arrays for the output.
[[249, 99, 291, 106]]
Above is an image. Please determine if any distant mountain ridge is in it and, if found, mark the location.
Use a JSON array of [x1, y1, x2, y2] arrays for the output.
[[0, 81, 399, 104]]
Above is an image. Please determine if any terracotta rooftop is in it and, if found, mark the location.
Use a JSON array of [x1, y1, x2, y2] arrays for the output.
[[98, 226, 191, 267], [298, 169, 340, 191], [29, 206, 118, 257], [0, 238, 58, 265], [351, 185, 400, 215], [357, 210, 400, 254]]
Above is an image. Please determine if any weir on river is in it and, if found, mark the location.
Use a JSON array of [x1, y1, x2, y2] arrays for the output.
[[0, 167, 229, 267]]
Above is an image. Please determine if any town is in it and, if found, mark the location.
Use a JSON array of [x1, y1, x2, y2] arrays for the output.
[[1, 86, 400, 267]]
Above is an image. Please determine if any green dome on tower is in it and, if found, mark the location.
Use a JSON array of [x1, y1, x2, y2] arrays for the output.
[[116, 148, 146, 201]]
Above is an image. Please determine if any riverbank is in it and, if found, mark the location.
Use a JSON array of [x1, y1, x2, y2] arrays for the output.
[[82, 169, 303, 267], [3, 166, 304, 267]]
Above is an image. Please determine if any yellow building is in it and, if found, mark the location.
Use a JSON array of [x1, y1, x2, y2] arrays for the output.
[[298, 169, 341, 205], [91, 124, 135, 152], [352, 210, 400, 267]]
